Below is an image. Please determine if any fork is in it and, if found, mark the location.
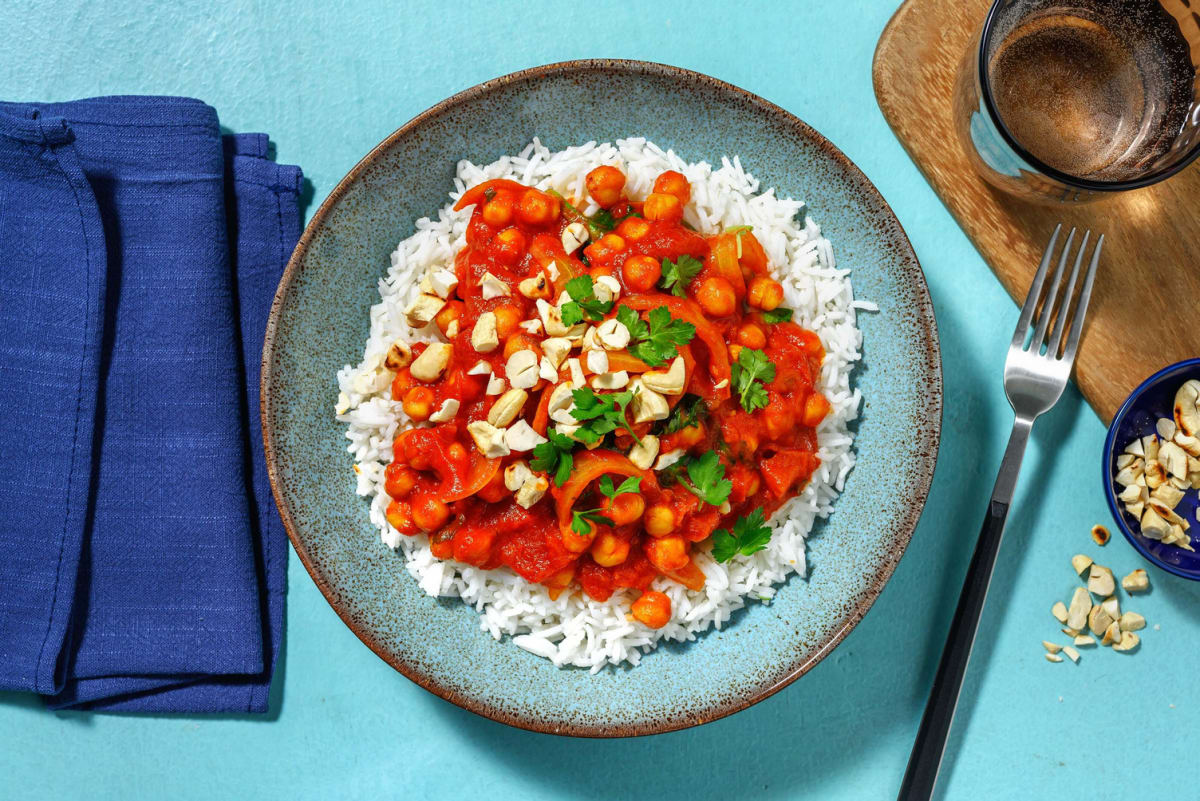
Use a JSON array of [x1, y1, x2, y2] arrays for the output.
[[897, 225, 1104, 801]]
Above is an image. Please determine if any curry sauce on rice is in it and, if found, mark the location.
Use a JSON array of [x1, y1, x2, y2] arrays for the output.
[[337, 139, 870, 669]]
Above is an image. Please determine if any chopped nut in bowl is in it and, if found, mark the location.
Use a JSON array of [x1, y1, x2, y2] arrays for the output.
[[1103, 359, 1200, 582]]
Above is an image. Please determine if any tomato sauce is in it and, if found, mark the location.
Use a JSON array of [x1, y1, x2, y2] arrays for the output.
[[383, 166, 828, 628]]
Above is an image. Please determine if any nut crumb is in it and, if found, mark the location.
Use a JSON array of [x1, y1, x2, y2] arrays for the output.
[[1091, 524, 1110, 545]]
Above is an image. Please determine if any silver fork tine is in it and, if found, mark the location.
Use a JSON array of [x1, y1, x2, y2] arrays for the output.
[[1047, 230, 1090, 358], [1029, 227, 1075, 353], [1062, 234, 1104, 363], [1011, 224, 1062, 348]]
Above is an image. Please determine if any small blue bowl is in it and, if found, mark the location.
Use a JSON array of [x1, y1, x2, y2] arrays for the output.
[[1103, 358, 1200, 580]]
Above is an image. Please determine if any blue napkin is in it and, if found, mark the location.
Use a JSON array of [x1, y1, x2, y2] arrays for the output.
[[0, 96, 300, 713]]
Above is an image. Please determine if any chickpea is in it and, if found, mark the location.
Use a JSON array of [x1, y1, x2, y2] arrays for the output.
[[492, 305, 520, 339], [391, 367, 414, 399], [544, 565, 575, 600], [631, 590, 672, 628], [429, 530, 454, 560], [481, 192, 515, 227], [490, 227, 527, 266], [801, 392, 832, 427], [763, 402, 792, 440], [727, 343, 743, 363], [615, 216, 651, 241], [644, 504, 677, 537], [591, 531, 631, 567], [503, 332, 541, 360], [516, 188, 560, 227], [446, 442, 468, 470], [653, 170, 691, 204], [585, 165, 626, 208], [402, 386, 435, 421], [642, 192, 683, 223], [695, 276, 737, 317], [403, 434, 432, 471], [622, 255, 662, 293], [452, 528, 495, 566], [584, 232, 625, 264], [672, 423, 705, 449], [385, 500, 420, 537], [747, 276, 784, 311], [435, 300, 464, 338], [736, 322, 767, 350], [603, 492, 646, 526], [384, 462, 418, 499], [411, 493, 451, 532], [561, 519, 597, 553], [645, 535, 689, 572]]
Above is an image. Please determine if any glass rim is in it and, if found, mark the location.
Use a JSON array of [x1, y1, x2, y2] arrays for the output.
[[977, 0, 1200, 192]]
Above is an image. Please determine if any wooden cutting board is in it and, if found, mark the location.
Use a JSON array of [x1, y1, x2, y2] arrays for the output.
[[873, 0, 1200, 423]]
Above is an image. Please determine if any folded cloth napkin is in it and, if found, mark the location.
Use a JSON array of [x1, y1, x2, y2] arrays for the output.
[[0, 96, 301, 713]]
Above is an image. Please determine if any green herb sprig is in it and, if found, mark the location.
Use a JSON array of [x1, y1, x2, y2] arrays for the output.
[[570, 475, 642, 535], [560, 275, 614, 326], [711, 508, 773, 562], [658, 254, 703, 297], [615, 305, 695, 367], [730, 347, 776, 413]]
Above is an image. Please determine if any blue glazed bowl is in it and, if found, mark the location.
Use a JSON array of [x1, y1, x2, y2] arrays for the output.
[[262, 60, 942, 736], [1103, 358, 1200, 580]]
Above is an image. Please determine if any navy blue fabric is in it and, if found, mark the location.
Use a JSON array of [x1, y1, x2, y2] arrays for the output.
[[0, 97, 299, 713]]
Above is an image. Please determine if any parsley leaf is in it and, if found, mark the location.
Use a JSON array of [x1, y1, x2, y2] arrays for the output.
[[711, 508, 773, 562], [560, 275, 614, 326], [599, 474, 642, 499], [530, 429, 575, 486], [571, 508, 615, 536], [571, 474, 641, 535], [760, 307, 793, 324], [548, 191, 623, 240], [658, 254, 703, 297], [617, 305, 695, 367], [730, 347, 776, 413], [659, 394, 708, 435], [569, 387, 640, 445], [678, 451, 732, 507]]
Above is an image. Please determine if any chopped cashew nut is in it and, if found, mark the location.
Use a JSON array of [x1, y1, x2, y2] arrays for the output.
[[541, 337, 571, 370], [1066, 587, 1092, 631], [410, 343, 452, 382], [595, 318, 631, 350], [567, 358, 585, 387], [590, 371, 630, 390], [1113, 631, 1139, 652], [1088, 604, 1114, 637], [1121, 569, 1150, 592], [466, 421, 510, 458], [628, 435, 660, 470], [1062, 646, 1080, 663], [1072, 554, 1093, 575], [506, 349, 540, 389], [505, 420, 547, 452], [405, 293, 446, 327], [561, 222, 589, 254], [428, 398, 460, 423], [467, 360, 492, 376], [594, 275, 621, 303], [487, 389, 528, 427], [384, 341, 413, 371], [655, 449, 686, 470], [518, 318, 544, 334], [480, 271, 511, 299], [515, 475, 549, 508], [1073, 634, 1096, 646], [1045, 653, 1063, 663], [504, 461, 533, 492], [518, 273, 549, 299], [1118, 612, 1145, 632], [1043, 640, 1062, 654], [486, 374, 506, 395], [1051, 601, 1069, 623], [1091, 524, 1111, 546], [630, 379, 670, 423], [585, 349, 609, 375], [471, 312, 500, 353], [429, 268, 459, 299], [642, 356, 686, 396]]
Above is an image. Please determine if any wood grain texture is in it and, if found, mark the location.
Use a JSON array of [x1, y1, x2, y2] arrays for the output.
[[873, 0, 1200, 423]]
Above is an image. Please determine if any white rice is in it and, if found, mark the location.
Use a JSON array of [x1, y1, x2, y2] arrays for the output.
[[336, 138, 869, 671]]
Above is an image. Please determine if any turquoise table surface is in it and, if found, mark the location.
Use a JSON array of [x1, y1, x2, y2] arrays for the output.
[[2, 1, 1197, 799]]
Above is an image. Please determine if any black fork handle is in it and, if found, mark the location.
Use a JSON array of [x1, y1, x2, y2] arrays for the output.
[[897, 416, 1032, 800]]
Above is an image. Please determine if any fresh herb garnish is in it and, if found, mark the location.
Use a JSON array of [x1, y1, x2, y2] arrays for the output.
[[599, 474, 642, 500], [711, 508, 773, 562], [571, 508, 614, 536], [730, 347, 776, 413], [569, 387, 640, 445], [760, 307, 793, 324], [677, 451, 732, 507], [658, 254, 704, 298], [590, 208, 616, 232], [530, 428, 575, 486], [615, 305, 695, 367], [570, 475, 642, 535], [560, 275, 614, 326], [659, 394, 708, 434], [549, 191, 625, 240]]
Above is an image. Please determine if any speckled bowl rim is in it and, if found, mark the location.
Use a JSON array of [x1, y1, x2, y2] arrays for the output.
[[1102, 358, 1200, 581], [262, 58, 943, 737]]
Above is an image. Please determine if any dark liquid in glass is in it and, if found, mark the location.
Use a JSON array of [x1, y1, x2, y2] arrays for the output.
[[988, 2, 1195, 181]]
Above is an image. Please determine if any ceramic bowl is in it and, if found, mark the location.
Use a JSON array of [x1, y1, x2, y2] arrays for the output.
[[1103, 358, 1200, 580], [262, 59, 942, 736]]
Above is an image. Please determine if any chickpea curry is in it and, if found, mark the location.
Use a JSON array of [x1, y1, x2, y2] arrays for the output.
[[385, 165, 830, 630]]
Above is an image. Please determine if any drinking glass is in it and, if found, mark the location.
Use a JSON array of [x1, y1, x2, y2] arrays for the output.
[[954, 0, 1200, 202]]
